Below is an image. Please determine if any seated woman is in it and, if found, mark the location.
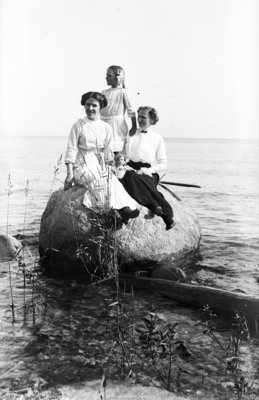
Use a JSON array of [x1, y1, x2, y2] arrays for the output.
[[64, 91, 139, 224], [121, 106, 175, 230]]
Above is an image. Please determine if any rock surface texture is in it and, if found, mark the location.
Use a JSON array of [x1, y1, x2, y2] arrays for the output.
[[39, 186, 201, 277]]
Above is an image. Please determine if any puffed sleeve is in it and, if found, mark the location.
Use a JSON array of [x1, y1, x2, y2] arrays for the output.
[[64, 120, 82, 164], [123, 90, 136, 118]]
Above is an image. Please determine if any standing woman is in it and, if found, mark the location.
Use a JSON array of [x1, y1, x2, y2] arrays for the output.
[[101, 65, 137, 153], [122, 106, 175, 230], [64, 91, 139, 223]]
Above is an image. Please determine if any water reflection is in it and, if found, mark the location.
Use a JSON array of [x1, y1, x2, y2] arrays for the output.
[[1, 251, 259, 398]]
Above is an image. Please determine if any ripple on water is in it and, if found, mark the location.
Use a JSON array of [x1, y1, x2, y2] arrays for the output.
[[0, 254, 259, 399]]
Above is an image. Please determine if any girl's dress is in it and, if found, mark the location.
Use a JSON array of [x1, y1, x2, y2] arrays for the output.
[[65, 117, 138, 212], [100, 88, 135, 152]]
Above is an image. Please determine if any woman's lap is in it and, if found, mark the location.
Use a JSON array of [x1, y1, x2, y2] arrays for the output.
[[121, 170, 173, 217], [74, 166, 137, 211]]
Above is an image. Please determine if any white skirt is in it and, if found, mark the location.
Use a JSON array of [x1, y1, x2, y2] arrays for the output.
[[73, 165, 137, 212]]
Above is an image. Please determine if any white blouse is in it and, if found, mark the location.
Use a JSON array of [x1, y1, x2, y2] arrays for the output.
[[125, 128, 167, 175], [65, 117, 113, 166]]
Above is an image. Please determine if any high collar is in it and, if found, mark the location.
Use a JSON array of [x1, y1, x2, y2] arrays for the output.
[[86, 116, 100, 122]]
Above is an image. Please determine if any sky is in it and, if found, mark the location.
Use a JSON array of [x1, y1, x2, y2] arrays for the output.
[[0, 0, 258, 139]]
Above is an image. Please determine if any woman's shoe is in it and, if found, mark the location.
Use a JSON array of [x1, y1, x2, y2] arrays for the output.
[[162, 215, 176, 231], [119, 207, 140, 224]]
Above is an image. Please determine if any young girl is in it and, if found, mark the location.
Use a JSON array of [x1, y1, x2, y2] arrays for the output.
[[100, 65, 137, 153], [113, 152, 133, 180]]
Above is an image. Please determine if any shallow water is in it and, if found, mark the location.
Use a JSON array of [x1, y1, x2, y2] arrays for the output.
[[1, 259, 259, 399], [0, 136, 259, 398]]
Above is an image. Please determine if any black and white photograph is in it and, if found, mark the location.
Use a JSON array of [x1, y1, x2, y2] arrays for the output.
[[0, 0, 258, 399]]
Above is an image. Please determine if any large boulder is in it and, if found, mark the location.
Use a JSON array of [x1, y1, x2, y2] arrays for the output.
[[39, 186, 201, 278]]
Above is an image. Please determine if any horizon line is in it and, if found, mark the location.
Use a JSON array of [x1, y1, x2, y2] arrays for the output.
[[0, 134, 258, 141]]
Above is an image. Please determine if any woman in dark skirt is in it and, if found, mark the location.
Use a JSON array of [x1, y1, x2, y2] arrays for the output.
[[121, 106, 175, 230]]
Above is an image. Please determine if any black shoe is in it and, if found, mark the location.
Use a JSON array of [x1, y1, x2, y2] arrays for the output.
[[129, 208, 140, 219], [119, 207, 140, 224], [162, 215, 176, 231]]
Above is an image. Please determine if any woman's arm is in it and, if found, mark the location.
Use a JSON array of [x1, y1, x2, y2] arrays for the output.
[[138, 136, 167, 177], [64, 163, 74, 190], [148, 136, 167, 174], [64, 120, 81, 190]]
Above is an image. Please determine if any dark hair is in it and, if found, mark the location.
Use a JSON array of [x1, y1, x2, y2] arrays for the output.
[[81, 92, 107, 109], [137, 106, 159, 125], [107, 65, 126, 88]]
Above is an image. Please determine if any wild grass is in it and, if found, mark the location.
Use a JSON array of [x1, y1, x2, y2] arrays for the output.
[[4, 175, 46, 325], [5, 174, 15, 320], [49, 153, 63, 198], [3, 158, 259, 400], [201, 305, 259, 399]]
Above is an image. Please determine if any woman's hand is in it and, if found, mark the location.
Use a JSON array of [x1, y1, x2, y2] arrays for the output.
[[64, 173, 74, 191], [138, 167, 153, 177]]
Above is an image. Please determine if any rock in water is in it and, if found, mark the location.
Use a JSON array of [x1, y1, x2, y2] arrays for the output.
[[39, 186, 201, 277], [0, 234, 22, 262]]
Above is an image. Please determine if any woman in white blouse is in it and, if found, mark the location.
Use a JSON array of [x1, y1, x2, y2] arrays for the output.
[[64, 91, 139, 224], [123, 106, 175, 230]]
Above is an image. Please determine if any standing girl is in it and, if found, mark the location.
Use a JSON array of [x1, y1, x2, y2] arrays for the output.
[[101, 65, 137, 153]]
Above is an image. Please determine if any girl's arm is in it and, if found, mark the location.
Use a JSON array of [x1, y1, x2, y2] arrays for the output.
[[123, 91, 137, 136], [129, 115, 137, 136]]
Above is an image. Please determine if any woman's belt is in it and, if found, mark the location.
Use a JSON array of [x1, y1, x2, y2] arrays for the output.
[[127, 160, 151, 170]]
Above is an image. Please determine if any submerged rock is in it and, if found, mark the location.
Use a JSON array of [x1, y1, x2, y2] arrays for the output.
[[0, 234, 22, 262], [39, 186, 201, 278]]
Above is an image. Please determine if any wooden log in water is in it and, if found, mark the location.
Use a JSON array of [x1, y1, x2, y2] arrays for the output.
[[119, 273, 259, 331]]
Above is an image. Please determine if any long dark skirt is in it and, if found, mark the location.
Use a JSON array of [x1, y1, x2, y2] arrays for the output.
[[121, 161, 173, 217]]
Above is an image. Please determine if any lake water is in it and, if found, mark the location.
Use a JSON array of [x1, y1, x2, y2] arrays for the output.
[[1, 136, 258, 293], [0, 135, 259, 398]]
